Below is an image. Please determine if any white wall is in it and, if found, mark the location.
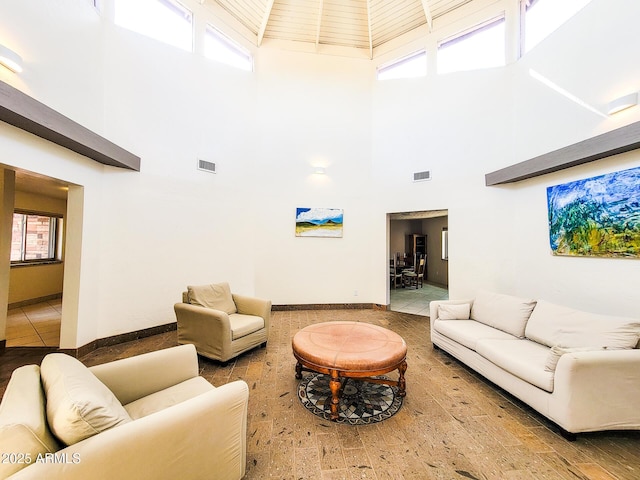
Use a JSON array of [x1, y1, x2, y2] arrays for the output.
[[372, 0, 640, 316], [1, 0, 639, 348]]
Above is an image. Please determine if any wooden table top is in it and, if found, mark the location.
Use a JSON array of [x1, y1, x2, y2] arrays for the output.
[[292, 321, 407, 373]]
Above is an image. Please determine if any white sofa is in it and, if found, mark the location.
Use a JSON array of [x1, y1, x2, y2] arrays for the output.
[[0, 344, 249, 479], [430, 291, 640, 438]]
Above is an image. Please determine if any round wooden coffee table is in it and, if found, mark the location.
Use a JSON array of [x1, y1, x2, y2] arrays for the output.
[[292, 321, 407, 421]]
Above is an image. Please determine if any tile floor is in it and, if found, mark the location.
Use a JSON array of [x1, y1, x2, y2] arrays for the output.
[[2, 308, 639, 479], [390, 282, 449, 316], [6, 299, 62, 347]]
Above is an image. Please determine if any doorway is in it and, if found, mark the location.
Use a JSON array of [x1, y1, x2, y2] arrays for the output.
[[2, 168, 68, 347], [388, 210, 449, 316]]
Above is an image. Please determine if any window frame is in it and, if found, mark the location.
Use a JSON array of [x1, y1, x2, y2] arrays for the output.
[[10, 210, 63, 266]]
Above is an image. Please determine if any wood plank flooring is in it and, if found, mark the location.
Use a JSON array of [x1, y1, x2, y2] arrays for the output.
[[1, 309, 639, 479]]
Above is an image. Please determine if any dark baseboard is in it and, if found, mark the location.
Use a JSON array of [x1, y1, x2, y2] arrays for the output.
[[8, 293, 63, 310], [60, 322, 178, 358], [272, 303, 377, 311], [2, 303, 391, 357]]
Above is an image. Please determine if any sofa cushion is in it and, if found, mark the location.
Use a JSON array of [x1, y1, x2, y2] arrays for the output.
[[41, 354, 132, 446], [470, 290, 536, 338], [0, 365, 60, 478], [124, 376, 214, 420], [188, 282, 237, 315], [230, 313, 265, 340], [476, 339, 554, 392], [544, 345, 607, 372], [438, 303, 471, 320], [525, 300, 640, 349], [433, 320, 516, 351]]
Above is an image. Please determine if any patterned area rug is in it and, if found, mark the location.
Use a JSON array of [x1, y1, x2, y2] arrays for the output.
[[297, 373, 403, 425]]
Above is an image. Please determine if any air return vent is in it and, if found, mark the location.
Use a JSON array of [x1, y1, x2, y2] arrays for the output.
[[413, 170, 431, 182], [197, 159, 216, 174]]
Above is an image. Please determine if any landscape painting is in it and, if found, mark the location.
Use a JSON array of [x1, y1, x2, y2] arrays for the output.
[[295, 208, 343, 238], [547, 166, 640, 258]]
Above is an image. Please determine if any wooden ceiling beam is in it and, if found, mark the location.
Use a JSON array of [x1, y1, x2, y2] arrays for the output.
[[420, 0, 433, 32], [257, 0, 276, 46], [366, 0, 373, 58], [314, 0, 325, 50]]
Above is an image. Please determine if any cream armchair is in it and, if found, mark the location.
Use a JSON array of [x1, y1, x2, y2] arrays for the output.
[[0, 344, 249, 480], [174, 282, 272, 363]]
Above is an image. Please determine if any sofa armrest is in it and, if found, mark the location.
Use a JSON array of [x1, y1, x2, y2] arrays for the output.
[[233, 294, 271, 321], [429, 299, 474, 340], [551, 349, 640, 432], [174, 302, 232, 348], [8, 381, 249, 480], [89, 344, 199, 405], [429, 299, 474, 322]]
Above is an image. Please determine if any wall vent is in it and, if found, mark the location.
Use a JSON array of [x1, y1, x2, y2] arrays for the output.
[[413, 170, 431, 182], [197, 159, 216, 174]]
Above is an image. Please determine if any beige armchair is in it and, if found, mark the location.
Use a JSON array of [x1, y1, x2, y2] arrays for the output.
[[174, 282, 272, 363], [0, 344, 249, 480]]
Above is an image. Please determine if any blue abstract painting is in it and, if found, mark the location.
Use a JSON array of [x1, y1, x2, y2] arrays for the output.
[[295, 208, 343, 237], [547, 166, 640, 258]]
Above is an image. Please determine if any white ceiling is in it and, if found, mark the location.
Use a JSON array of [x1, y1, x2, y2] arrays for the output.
[[206, 0, 475, 56]]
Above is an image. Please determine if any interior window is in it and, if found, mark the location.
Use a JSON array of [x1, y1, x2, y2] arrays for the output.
[[437, 16, 505, 74], [11, 212, 62, 263], [377, 50, 427, 81], [114, 0, 193, 52], [522, 0, 592, 54], [204, 25, 253, 72]]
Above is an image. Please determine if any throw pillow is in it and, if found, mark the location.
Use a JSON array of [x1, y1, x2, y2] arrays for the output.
[[41, 354, 132, 446], [187, 282, 237, 315], [544, 345, 606, 372], [438, 303, 471, 320], [470, 290, 537, 338]]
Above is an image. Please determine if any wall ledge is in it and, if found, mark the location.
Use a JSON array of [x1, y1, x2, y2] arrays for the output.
[[485, 120, 640, 185], [0, 80, 140, 171]]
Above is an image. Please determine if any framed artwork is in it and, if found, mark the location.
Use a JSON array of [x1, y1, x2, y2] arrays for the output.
[[295, 208, 343, 237], [547, 165, 640, 258]]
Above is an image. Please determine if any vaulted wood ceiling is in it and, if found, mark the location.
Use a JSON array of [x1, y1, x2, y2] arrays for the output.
[[205, 0, 475, 57]]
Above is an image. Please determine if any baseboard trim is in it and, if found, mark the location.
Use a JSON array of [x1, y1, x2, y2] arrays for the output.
[[61, 322, 178, 358], [272, 303, 377, 311], [3, 303, 392, 357], [8, 294, 63, 310]]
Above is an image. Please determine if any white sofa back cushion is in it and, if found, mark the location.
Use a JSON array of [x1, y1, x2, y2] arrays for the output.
[[470, 290, 537, 338], [41, 354, 132, 446], [187, 282, 237, 315], [525, 300, 640, 349]]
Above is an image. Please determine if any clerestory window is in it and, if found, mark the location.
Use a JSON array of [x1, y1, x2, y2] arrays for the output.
[[204, 25, 253, 71], [114, 0, 193, 52], [437, 16, 506, 74], [377, 50, 427, 81], [521, 0, 593, 54]]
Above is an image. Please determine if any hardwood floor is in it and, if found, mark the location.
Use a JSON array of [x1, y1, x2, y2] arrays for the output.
[[2, 309, 639, 479]]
